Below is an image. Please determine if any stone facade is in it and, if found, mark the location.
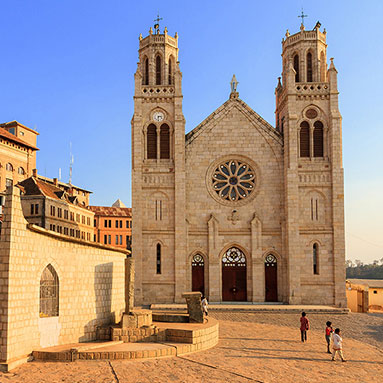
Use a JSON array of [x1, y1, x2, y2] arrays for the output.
[[0, 186, 126, 370], [132, 24, 347, 307]]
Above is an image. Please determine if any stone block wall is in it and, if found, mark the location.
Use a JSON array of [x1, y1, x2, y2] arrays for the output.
[[0, 186, 126, 367]]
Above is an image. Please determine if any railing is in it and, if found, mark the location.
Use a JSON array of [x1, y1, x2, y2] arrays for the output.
[[141, 86, 175, 96], [295, 82, 329, 94]]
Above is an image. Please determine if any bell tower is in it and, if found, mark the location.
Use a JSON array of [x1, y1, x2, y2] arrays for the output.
[[131, 24, 186, 304], [276, 22, 346, 307]]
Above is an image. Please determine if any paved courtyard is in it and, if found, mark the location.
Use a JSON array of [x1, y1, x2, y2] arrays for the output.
[[1, 312, 382, 383]]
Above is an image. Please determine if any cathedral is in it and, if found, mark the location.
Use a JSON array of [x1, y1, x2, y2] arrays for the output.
[[131, 22, 347, 307]]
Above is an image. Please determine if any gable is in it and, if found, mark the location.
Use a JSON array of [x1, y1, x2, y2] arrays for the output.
[[185, 97, 283, 148]]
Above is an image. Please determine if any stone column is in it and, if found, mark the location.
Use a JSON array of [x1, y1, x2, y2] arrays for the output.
[[208, 215, 220, 302], [251, 214, 263, 302], [125, 258, 135, 314]]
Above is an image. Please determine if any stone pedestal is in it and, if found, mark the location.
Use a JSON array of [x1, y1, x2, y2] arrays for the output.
[[121, 309, 152, 328], [182, 292, 203, 323]]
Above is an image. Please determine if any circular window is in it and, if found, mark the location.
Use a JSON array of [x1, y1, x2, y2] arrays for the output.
[[212, 160, 256, 203], [222, 247, 246, 266]]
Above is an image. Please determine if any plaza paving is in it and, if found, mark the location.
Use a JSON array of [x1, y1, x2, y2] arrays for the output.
[[1, 312, 382, 383]]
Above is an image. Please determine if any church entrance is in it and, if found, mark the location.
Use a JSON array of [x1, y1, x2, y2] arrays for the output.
[[265, 254, 278, 302], [191, 254, 205, 296], [222, 247, 247, 301]]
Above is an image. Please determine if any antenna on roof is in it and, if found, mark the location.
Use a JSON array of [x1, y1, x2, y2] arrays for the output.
[[69, 142, 74, 185], [59, 168, 61, 181]]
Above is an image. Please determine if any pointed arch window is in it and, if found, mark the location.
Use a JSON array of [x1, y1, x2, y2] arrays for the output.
[[147, 124, 157, 159], [299, 121, 310, 157], [320, 51, 326, 82], [168, 58, 173, 85], [143, 57, 149, 85], [313, 243, 319, 275], [40, 264, 59, 317], [156, 243, 161, 274], [307, 52, 313, 82], [160, 124, 170, 159], [293, 54, 300, 82], [155, 55, 162, 85], [313, 121, 324, 157]]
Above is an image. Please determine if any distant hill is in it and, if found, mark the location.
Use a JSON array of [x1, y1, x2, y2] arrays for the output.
[[346, 263, 383, 280]]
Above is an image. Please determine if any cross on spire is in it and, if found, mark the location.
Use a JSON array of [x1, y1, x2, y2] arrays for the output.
[[298, 8, 308, 26], [154, 13, 163, 33]]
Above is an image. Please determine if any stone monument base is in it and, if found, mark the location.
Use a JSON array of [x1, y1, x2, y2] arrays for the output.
[[121, 309, 152, 328]]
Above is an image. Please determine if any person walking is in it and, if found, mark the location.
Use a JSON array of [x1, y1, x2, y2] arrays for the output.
[[325, 321, 333, 354], [332, 328, 347, 362], [300, 312, 310, 342], [202, 296, 208, 317]]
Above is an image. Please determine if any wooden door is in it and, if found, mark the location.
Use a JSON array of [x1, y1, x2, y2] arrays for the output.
[[222, 247, 247, 301], [192, 254, 205, 296], [265, 254, 278, 302]]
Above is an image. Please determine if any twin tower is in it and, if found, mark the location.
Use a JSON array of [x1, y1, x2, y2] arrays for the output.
[[131, 23, 346, 307]]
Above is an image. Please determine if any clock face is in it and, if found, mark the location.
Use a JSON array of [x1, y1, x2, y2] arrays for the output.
[[153, 111, 164, 122]]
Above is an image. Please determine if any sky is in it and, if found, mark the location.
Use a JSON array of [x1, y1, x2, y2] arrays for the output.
[[0, 0, 382, 263]]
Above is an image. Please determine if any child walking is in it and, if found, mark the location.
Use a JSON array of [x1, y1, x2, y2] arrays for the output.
[[325, 321, 333, 354], [332, 328, 347, 362], [300, 312, 310, 342]]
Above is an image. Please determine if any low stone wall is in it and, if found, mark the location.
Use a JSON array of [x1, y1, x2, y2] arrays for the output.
[[33, 318, 220, 361], [0, 187, 127, 371]]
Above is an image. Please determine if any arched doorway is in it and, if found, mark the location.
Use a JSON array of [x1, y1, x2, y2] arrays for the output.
[[222, 247, 247, 301], [265, 254, 278, 302], [191, 254, 205, 296]]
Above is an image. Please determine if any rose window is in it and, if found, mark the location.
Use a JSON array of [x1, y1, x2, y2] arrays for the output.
[[212, 160, 256, 202]]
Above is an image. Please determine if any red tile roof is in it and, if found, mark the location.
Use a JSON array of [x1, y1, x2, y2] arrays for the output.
[[0, 127, 39, 150], [17, 177, 90, 210], [89, 206, 132, 217]]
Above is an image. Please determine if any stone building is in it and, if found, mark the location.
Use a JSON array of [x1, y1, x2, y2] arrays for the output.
[[0, 121, 39, 217], [132, 23, 346, 306], [90, 200, 132, 249], [0, 121, 39, 192], [17, 171, 95, 241]]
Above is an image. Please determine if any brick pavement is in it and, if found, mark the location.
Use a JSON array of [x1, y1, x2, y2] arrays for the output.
[[0, 313, 382, 383]]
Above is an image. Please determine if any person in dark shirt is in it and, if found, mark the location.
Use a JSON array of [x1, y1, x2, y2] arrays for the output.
[[325, 321, 333, 353], [300, 312, 310, 342]]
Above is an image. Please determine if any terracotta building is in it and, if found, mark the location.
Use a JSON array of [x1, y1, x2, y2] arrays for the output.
[[132, 23, 346, 306], [90, 199, 132, 249], [17, 171, 94, 241], [0, 121, 39, 217]]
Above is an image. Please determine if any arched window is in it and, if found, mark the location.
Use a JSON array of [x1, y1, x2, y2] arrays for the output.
[[299, 121, 310, 157], [40, 264, 59, 317], [155, 55, 162, 85], [307, 52, 313, 82], [156, 243, 161, 274], [6, 163, 13, 172], [313, 121, 324, 157], [143, 57, 149, 85], [192, 254, 205, 295], [160, 124, 170, 159], [168, 57, 174, 85], [313, 243, 319, 274], [293, 54, 300, 82], [320, 51, 326, 82], [18, 167, 25, 175], [147, 124, 157, 159]]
